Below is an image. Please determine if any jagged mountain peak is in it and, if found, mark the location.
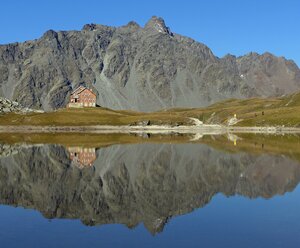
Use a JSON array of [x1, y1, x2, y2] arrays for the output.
[[144, 16, 173, 35], [81, 23, 113, 32], [42, 29, 58, 40], [0, 18, 299, 111], [125, 21, 140, 28]]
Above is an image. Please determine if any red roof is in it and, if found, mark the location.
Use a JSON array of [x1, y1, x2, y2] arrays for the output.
[[71, 86, 96, 96]]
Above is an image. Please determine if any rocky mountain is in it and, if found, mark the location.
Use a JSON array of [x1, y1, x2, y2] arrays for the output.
[[0, 143, 299, 234], [0, 97, 41, 114], [0, 16, 299, 111]]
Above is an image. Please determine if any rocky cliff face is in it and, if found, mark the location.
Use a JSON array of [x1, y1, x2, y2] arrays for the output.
[[0, 143, 299, 234], [0, 16, 300, 111]]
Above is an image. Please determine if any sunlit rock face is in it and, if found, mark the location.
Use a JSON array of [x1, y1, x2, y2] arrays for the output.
[[0, 143, 300, 234], [0, 17, 299, 111]]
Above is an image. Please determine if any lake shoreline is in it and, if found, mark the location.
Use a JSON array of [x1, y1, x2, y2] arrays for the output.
[[1, 124, 300, 134]]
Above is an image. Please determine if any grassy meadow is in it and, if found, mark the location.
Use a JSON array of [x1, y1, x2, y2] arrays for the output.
[[0, 91, 300, 127]]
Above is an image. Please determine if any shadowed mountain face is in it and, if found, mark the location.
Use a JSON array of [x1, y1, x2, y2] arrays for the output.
[[0, 16, 299, 111], [0, 142, 300, 234]]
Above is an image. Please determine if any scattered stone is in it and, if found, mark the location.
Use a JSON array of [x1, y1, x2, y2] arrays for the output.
[[0, 144, 21, 157], [137, 120, 151, 126], [0, 97, 44, 114]]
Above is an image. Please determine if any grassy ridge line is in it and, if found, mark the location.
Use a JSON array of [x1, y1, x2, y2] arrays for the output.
[[0, 92, 300, 127], [0, 108, 190, 126]]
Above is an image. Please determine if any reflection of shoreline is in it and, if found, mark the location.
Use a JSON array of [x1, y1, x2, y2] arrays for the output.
[[1, 132, 300, 164], [1, 125, 300, 134], [67, 147, 97, 168]]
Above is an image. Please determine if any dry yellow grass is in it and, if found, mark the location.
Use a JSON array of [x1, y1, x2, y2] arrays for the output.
[[0, 91, 300, 127]]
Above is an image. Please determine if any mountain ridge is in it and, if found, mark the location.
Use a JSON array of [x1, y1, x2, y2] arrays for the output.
[[0, 16, 299, 111]]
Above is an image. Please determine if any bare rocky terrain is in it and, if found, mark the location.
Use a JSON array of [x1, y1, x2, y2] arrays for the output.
[[0, 16, 299, 111], [0, 143, 299, 234], [0, 97, 38, 113]]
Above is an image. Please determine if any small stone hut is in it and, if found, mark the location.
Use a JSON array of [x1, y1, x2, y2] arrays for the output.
[[68, 86, 96, 108]]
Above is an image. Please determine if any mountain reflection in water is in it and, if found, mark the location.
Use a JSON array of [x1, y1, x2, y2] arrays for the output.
[[0, 133, 300, 235]]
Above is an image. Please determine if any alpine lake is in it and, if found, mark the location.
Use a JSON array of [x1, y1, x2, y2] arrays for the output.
[[0, 132, 300, 248]]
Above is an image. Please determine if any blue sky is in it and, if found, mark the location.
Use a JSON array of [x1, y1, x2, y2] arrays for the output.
[[1, 0, 299, 65]]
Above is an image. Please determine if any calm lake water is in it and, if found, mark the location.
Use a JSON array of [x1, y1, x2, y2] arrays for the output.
[[0, 133, 300, 247]]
